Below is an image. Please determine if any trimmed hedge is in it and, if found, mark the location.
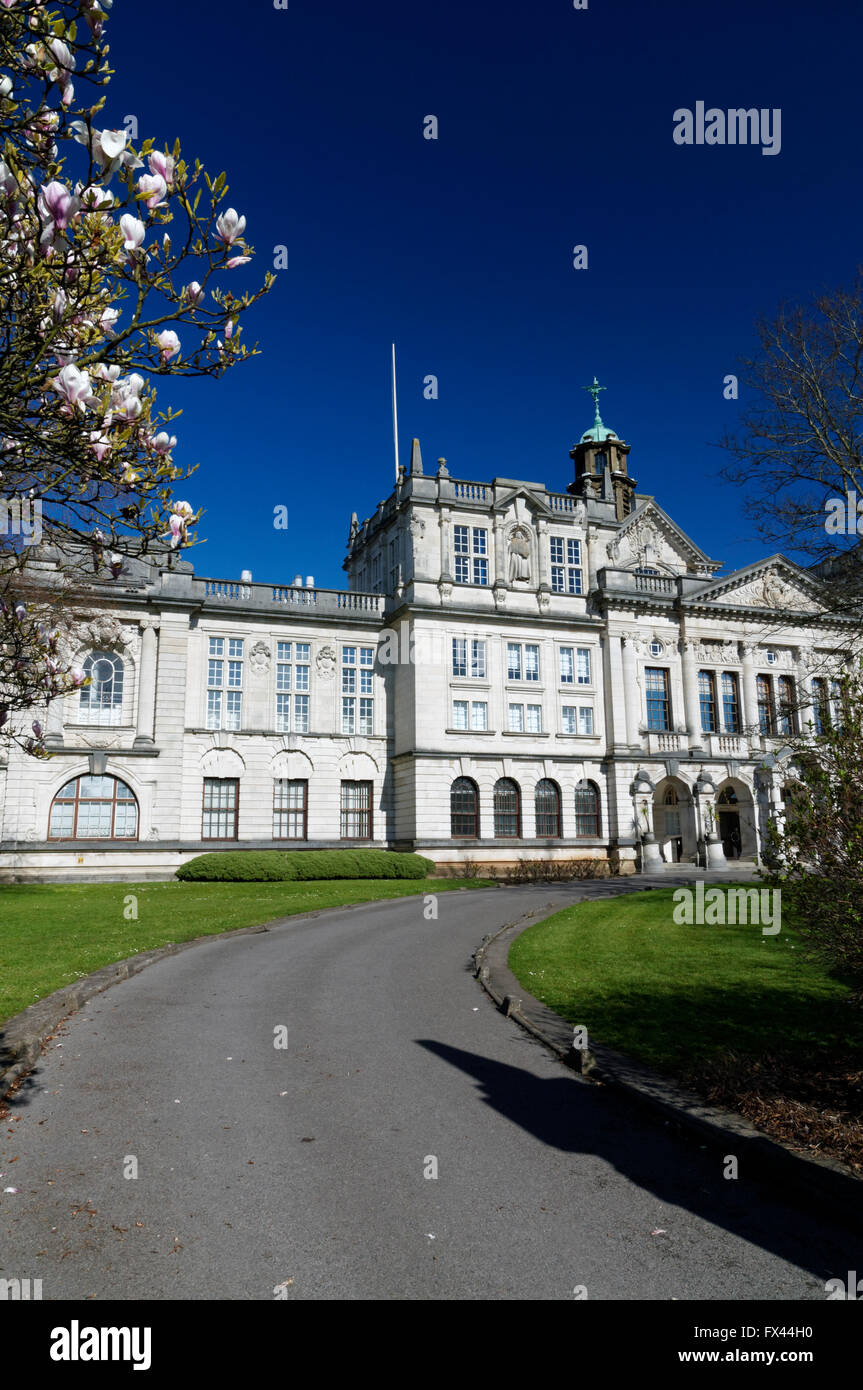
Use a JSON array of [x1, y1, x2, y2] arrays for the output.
[[176, 849, 437, 883]]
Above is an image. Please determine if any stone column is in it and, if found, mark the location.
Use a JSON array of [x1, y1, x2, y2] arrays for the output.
[[492, 513, 507, 596], [604, 634, 629, 751], [134, 617, 159, 746], [536, 516, 549, 591], [438, 507, 452, 584], [681, 639, 705, 753], [621, 634, 642, 749], [794, 645, 814, 733], [740, 642, 760, 748], [44, 691, 65, 748]]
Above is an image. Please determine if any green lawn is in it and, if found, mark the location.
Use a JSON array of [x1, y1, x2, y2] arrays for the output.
[[0, 877, 490, 1024], [508, 886, 863, 1073]]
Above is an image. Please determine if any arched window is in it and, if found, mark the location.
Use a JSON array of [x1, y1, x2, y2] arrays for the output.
[[48, 775, 138, 840], [535, 779, 561, 838], [450, 777, 479, 838], [493, 778, 521, 838], [574, 781, 600, 838], [79, 651, 125, 726], [663, 785, 681, 836]]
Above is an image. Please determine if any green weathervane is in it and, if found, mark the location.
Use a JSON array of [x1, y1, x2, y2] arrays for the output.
[[583, 375, 607, 433]]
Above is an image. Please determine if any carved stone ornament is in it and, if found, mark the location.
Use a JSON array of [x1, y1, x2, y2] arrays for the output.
[[249, 640, 272, 675], [760, 574, 785, 608], [316, 645, 337, 680], [86, 615, 124, 651]]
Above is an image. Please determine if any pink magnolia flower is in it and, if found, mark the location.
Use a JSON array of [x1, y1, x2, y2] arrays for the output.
[[119, 214, 145, 252], [226, 256, 251, 269], [148, 151, 175, 186], [32, 720, 43, 740], [167, 499, 194, 549], [183, 280, 203, 305], [50, 363, 94, 414], [137, 172, 167, 210], [79, 184, 114, 212], [69, 667, 85, 687], [111, 373, 145, 422], [89, 429, 112, 461], [156, 329, 180, 363], [38, 180, 77, 235], [215, 207, 246, 246], [14, 603, 26, 621], [99, 306, 120, 335], [152, 431, 177, 455]]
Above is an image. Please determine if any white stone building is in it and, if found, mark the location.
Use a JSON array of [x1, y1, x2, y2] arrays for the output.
[[0, 390, 854, 880]]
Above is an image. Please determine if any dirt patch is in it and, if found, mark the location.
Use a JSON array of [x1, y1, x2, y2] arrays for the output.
[[679, 1051, 863, 1174]]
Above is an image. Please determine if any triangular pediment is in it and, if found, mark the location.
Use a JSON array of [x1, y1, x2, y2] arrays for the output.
[[684, 556, 826, 614], [605, 498, 720, 575], [490, 482, 557, 519]]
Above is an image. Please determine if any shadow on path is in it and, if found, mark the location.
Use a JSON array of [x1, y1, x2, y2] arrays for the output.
[[418, 1039, 856, 1283]]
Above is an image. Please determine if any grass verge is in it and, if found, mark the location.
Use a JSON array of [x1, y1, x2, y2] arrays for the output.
[[508, 886, 863, 1172], [0, 877, 490, 1024]]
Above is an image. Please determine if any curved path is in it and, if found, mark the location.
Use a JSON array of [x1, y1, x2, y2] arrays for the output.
[[0, 884, 855, 1300]]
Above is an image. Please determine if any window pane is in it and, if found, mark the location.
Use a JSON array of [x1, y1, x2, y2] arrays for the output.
[[294, 694, 309, 732], [340, 781, 372, 839], [358, 698, 374, 734], [493, 779, 520, 837], [453, 700, 468, 730], [645, 667, 670, 731], [535, 779, 560, 837], [575, 784, 599, 837], [49, 802, 75, 837]]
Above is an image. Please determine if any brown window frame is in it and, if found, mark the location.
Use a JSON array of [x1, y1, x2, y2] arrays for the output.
[[273, 778, 309, 840], [534, 779, 562, 838], [450, 777, 480, 838], [340, 779, 373, 841], [202, 776, 239, 840], [574, 782, 601, 838], [493, 778, 521, 839], [48, 774, 139, 841]]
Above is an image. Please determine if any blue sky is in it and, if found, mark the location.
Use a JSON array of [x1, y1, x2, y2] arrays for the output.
[[104, 0, 862, 588]]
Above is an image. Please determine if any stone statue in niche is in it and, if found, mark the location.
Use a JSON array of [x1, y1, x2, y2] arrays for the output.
[[508, 526, 532, 583]]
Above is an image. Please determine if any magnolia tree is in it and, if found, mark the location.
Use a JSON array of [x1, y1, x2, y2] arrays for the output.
[[761, 665, 863, 1001], [0, 0, 272, 753]]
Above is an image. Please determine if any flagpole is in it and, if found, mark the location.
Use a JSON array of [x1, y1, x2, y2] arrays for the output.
[[391, 342, 400, 483]]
